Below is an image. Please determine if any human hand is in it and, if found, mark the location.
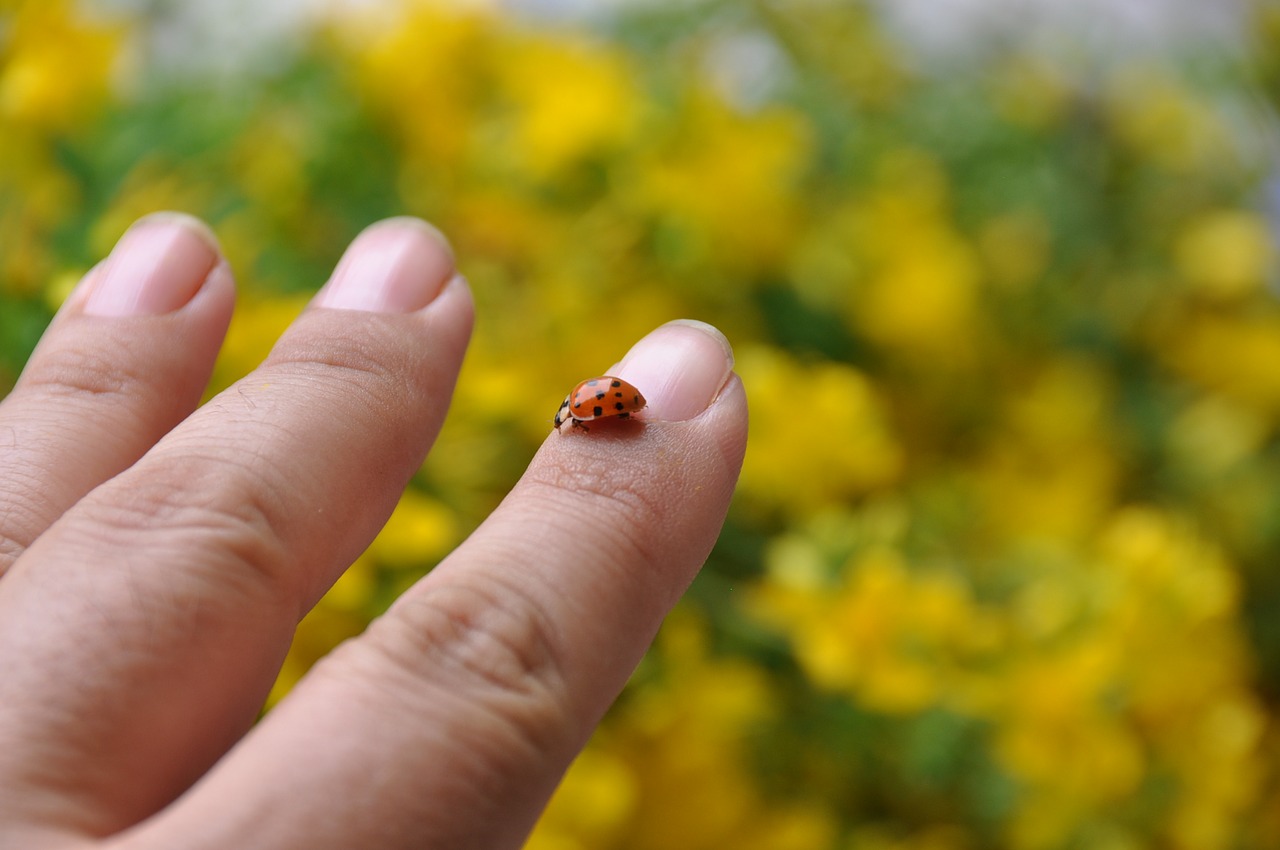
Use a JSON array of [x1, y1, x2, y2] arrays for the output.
[[0, 215, 748, 849]]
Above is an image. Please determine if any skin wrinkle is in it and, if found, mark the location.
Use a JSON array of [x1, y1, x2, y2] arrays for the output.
[[8, 370, 182, 471], [528, 420, 739, 566], [55, 450, 302, 619], [213, 362, 416, 471], [270, 292, 472, 384], [359, 581, 576, 764], [0, 577, 207, 835], [0, 466, 61, 569], [3, 518, 297, 834], [525, 471, 663, 563], [0, 706, 115, 840], [379, 580, 566, 703], [7, 506, 291, 707], [150, 683, 548, 850], [136, 414, 404, 613], [142, 606, 571, 850], [18, 326, 164, 402]]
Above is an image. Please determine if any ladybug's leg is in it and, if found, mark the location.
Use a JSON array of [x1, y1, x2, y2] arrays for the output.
[[572, 419, 590, 432]]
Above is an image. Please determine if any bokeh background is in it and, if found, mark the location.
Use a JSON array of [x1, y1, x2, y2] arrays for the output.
[[5, 0, 1280, 846]]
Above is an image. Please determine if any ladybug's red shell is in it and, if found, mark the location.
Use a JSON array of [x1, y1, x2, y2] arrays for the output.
[[554, 376, 646, 431]]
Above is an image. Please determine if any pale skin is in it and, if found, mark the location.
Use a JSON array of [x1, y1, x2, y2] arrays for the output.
[[0, 214, 749, 850]]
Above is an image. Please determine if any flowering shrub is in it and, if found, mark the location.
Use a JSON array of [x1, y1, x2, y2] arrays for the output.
[[4, 0, 1280, 846]]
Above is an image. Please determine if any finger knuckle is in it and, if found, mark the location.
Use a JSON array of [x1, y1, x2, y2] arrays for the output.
[[364, 578, 574, 752], [269, 320, 417, 394], [75, 453, 295, 601], [22, 339, 144, 404]]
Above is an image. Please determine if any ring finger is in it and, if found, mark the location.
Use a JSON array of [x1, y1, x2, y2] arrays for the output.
[[0, 213, 234, 577]]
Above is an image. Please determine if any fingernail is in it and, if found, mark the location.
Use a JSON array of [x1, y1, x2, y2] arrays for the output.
[[83, 213, 221, 317], [614, 319, 735, 422], [314, 218, 456, 313]]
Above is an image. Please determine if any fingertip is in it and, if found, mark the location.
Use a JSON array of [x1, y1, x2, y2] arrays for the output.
[[613, 319, 736, 422], [82, 213, 224, 318], [313, 217, 458, 314]]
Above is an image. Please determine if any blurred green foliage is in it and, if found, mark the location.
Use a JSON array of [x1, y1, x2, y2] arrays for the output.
[[4, 0, 1280, 847]]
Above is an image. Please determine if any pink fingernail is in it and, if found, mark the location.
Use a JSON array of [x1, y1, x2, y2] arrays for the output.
[[83, 213, 221, 317], [613, 319, 735, 422], [314, 218, 456, 313]]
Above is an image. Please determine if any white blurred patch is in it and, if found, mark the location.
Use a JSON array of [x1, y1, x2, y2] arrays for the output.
[[869, 0, 1248, 64], [83, 0, 1252, 77]]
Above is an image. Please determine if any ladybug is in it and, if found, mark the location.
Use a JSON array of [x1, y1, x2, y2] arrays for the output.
[[554, 376, 647, 431]]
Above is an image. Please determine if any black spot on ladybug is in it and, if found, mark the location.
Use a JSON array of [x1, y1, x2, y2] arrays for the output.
[[614, 391, 623, 398], [614, 402, 626, 411], [610, 380, 621, 387], [595, 391, 607, 400], [592, 406, 604, 417]]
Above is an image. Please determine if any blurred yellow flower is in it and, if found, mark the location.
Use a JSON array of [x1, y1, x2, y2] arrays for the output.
[[265, 559, 375, 707], [736, 347, 903, 516], [974, 358, 1119, 541], [849, 153, 983, 360], [1105, 66, 1231, 173], [1165, 395, 1269, 478], [367, 489, 459, 570], [0, 0, 121, 132], [340, 3, 493, 167], [989, 55, 1072, 132], [977, 210, 1052, 292], [1174, 209, 1274, 301], [211, 293, 312, 392], [530, 610, 835, 850], [755, 543, 986, 715], [527, 746, 638, 850], [1155, 310, 1280, 418], [628, 94, 812, 272], [497, 36, 641, 177]]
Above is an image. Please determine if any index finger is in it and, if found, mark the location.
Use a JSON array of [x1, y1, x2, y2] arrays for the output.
[[127, 320, 748, 850]]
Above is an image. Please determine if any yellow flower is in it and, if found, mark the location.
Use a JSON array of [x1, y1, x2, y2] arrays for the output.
[[366, 489, 459, 570], [1155, 310, 1280, 418], [338, 3, 493, 166], [977, 210, 1053, 291], [973, 358, 1119, 541], [210, 293, 312, 392], [755, 540, 988, 715], [531, 610, 836, 849], [1174, 210, 1273, 301], [989, 55, 1072, 131], [1165, 395, 1268, 478], [736, 347, 903, 516], [628, 93, 812, 272], [266, 559, 375, 706], [527, 747, 638, 850], [1104, 66, 1230, 174], [847, 152, 983, 360], [0, 0, 122, 133], [88, 162, 217, 258], [497, 36, 641, 177]]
